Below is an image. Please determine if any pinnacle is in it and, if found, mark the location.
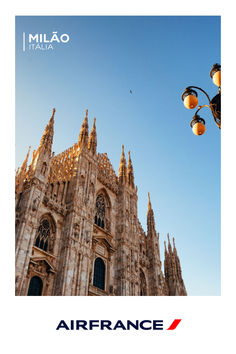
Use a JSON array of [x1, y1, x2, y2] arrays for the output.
[[148, 192, 152, 210], [119, 145, 127, 183], [127, 151, 133, 167], [167, 233, 172, 253], [78, 110, 89, 149], [48, 108, 56, 125], [88, 117, 97, 154], [20, 145, 31, 172]]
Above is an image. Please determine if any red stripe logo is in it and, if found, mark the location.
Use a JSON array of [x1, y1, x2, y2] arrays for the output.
[[167, 319, 182, 330]]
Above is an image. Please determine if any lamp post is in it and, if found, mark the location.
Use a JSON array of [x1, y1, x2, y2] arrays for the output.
[[181, 63, 221, 136]]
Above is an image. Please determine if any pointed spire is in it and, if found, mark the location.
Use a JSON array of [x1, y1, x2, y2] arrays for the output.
[[164, 240, 169, 278], [88, 117, 97, 155], [20, 146, 31, 174], [173, 237, 178, 255], [172, 237, 181, 275], [167, 233, 172, 253], [164, 235, 187, 295], [25, 110, 55, 181], [78, 109, 89, 150], [164, 240, 168, 255], [148, 192, 152, 211], [39, 108, 55, 155], [147, 192, 154, 217], [127, 151, 135, 188], [147, 192, 156, 236], [15, 146, 31, 193], [119, 145, 127, 184]]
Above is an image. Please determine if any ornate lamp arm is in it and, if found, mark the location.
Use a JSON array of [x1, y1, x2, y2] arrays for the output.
[[187, 86, 221, 129], [182, 64, 221, 135], [186, 86, 212, 105]]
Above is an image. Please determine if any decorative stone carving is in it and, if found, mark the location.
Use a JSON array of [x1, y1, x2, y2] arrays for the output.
[[32, 196, 40, 211]]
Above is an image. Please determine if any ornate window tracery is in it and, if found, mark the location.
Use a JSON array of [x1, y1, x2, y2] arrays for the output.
[[95, 194, 106, 229], [93, 257, 106, 290], [35, 218, 53, 253]]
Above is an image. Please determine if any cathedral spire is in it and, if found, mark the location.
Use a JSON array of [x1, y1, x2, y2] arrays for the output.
[[127, 151, 135, 188], [15, 146, 31, 193], [164, 234, 187, 296], [39, 108, 55, 156], [147, 192, 156, 236], [172, 237, 182, 276], [15, 167, 20, 177], [26, 109, 55, 180], [88, 117, 97, 155], [164, 240, 168, 256], [119, 145, 127, 184], [148, 192, 152, 211], [167, 233, 172, 253], [173, 237, 177, 256], [20, 146, 31, 174], [78, 109, 89, 150]]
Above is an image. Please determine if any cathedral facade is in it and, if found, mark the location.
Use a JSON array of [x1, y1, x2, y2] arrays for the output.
[[15, 109, 187, 296]]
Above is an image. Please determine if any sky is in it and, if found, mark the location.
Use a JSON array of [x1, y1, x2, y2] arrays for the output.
[[15, 16, 221, 296]]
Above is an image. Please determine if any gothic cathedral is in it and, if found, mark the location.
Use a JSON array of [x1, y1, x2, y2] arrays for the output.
[[15, 109, 187, 296]]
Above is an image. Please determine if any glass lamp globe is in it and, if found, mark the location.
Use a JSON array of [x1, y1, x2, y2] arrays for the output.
[[192, 122, 206, 136], [212, 70, 221, 87], [210, 63, 221, 87], [190, 115, 206, 136], [182, 88, 198, 109]]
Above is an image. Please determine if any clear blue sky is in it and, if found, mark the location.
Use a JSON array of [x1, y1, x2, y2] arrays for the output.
[[15, 16, 221, 295]]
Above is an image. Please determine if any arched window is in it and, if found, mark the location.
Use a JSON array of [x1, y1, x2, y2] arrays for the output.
[[41, 162, 47, 176], [27, 276, 43, 296], [140, 269, 147, 296], [93, 257, 106, 290], [94, 194, 106, 229], [35, 218, 51, 252]]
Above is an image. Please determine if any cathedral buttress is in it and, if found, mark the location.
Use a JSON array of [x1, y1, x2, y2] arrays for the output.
[[146, 193, 166, 295], [115, 147, 139, 295], [15, 109, 55, 295], [54, 111, 98, 295]]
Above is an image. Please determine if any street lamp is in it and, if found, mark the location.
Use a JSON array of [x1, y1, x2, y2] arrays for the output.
[[181, 63, 221, 136]]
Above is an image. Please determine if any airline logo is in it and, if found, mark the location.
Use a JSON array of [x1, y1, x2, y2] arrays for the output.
[[56, 319, 182, 331]]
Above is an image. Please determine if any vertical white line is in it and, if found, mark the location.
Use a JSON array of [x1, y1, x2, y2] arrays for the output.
[[23, 32, 25, 52]]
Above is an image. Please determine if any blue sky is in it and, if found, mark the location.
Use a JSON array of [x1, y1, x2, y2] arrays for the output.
[[15, 16, 221, 295]]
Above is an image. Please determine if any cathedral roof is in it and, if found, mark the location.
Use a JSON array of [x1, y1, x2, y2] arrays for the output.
[[47, 145, 119, 195], [48, 142, 80, 183], [97, 153, 118, 194]]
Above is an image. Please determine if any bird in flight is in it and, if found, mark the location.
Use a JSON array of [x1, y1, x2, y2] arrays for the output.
[[130, 90, 133, 94]]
